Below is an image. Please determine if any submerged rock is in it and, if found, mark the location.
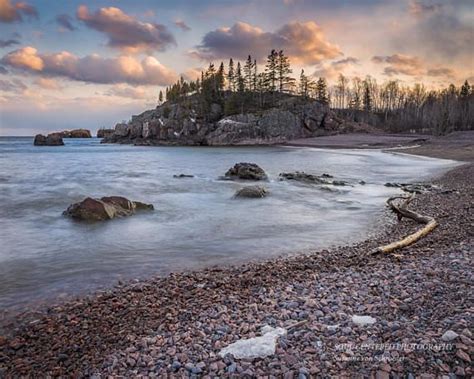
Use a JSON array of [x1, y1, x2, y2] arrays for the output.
[[279, 171, 328, 184], [34, 133, 64, 146], [234, 185, 268, 198], [173, 174, 194, 178], [63, 196, 153, 221], [225, 163, 267, 181]]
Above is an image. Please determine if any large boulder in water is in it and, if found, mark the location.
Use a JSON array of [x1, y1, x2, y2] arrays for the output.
[[234, 185, 268, 198], [67, 129, 91, 138], [225, 163, 267, 181], [34, 133, 64, 146], [63, 196, 153, 221]]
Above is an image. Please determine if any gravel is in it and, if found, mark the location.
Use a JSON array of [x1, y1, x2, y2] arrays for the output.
[[0, 164, 472, 377]]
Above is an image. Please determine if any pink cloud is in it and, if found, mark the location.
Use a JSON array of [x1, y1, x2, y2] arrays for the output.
[[77, 5, 175, 53], [1, 46, 178, 86], [0, 0, 37, 23]]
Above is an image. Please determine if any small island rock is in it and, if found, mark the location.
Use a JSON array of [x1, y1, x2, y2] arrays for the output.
[[234, 185, 268, 198], [63, 196, 153, 221], [34, 133, 64, 146], [225, 163, 267, 181]]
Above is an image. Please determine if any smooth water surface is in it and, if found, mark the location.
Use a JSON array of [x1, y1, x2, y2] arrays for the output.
[[0, 137, 458, 310]]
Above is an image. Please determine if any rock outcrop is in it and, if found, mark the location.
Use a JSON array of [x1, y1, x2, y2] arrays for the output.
[[57, 129, 92, 138], [102, 94, 356, 146], [63, 196, 153, 221], [34, 133, 64, 146], [234, 185, 268, 198], [225, 163, 267, 181], [97, 129, 115, 138]]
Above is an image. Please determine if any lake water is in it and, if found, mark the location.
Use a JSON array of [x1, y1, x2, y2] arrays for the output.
[[0, 137, 458, 310]]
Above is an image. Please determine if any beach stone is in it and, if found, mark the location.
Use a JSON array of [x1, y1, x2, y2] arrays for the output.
[[234, 185, 268, 198], [441, 330, 459, 342], [173, 174, 194, 178], [351, 315, 376, 326], [279, 172, 327, 184], [225, 163, 267, 180]]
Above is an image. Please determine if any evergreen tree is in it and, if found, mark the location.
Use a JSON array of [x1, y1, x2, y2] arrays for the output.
[[264, 49, 278, 92], [277, 50, 294, 92], [243, 55, 253, 91], [158, 90, 163, 104], [460, 80, 471, 98], [217, 62, 225, 92], [227, 58, 235, 91], [299, 69, 309, 98], [252, 59, 258, 92], [363, 79, 372, 112], [236, 62, 245, 92], [315, 77, 329, 105]]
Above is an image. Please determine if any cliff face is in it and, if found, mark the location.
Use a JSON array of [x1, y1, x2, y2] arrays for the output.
[[102, 95, 356, 146]]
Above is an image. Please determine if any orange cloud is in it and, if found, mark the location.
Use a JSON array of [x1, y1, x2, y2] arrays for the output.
[[77, 5, 175, 53], [1, 46, 178, 86], [0, 0, 37, 22], [191, 21, 341, 64]]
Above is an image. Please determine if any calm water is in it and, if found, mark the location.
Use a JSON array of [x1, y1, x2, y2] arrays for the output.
[[0, 137, 458, 310]]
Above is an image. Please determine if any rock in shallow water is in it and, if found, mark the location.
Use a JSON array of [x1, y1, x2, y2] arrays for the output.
[[234, 185, 268, 198], [225, 163, 267, 181], [34, 133, 64, 146], [63, 196, 153, 221]]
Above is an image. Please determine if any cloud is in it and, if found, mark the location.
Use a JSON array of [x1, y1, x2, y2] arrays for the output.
[[104, 84, 148, 99], [182, 67, 203, 81], [0, 0, 37, 22], [372, 54, 425, 76], [0, 66, 7, 74], [175, 19, 191, 31], [77, 5, 176, 53], [191, 21, 341, 64], [56, 14, 76, 31], [372, 53, 456, 79], [313, 57, 359, 80], [0, 77, 26, 92], [427, 67, 455, 77], [34, 77, 62, 90], [1, 46, 178, 86], [0, 38, 20, 47], [408, 0, 442, 17]]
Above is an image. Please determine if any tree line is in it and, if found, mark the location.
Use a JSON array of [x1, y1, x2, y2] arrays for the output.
[[159, 49, 472, 134]]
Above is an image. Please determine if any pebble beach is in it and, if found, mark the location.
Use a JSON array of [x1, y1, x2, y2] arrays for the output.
[[0, 156, 472, 377]]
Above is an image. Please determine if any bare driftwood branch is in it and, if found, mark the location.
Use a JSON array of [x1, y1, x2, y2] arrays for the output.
[[372, 193, 438, 254]]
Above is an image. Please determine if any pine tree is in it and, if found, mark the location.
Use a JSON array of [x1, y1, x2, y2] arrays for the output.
[[460, 80, 471, 98], [158, 90, 163, 104], [277, 50, 294, 92], [264, 49, 278, 92], [227, 58, 235, 91], [243, 55, 253, 91], [315, 77, 329, 105], [252, 59, 258, 92], [299, 69, 309, 98], [363, 79, 372, 112], [236, 62, 245, 92], [217, 62, 225, 92]]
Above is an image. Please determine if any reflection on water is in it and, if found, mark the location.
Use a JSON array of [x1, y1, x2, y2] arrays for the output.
[[0, 137, 458, 310]]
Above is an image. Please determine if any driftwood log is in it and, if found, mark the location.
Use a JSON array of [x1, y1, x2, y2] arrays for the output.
[[373, 193, 438, 254]]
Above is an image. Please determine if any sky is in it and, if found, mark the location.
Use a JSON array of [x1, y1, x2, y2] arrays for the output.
[[0, 0, 472, 135]]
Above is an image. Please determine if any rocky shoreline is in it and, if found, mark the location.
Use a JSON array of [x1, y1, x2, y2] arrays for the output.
[[0, 160, 472, 377]]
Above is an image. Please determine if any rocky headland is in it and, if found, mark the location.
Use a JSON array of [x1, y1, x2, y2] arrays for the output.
[[102, 93, 372, 146]]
